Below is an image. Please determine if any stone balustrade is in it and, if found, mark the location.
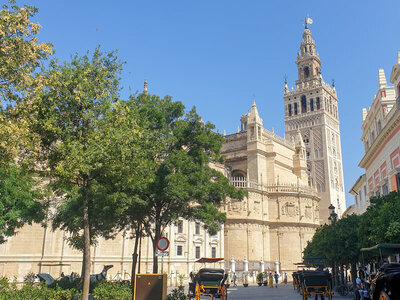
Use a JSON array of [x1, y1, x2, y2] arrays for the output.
[[229, 178, 317, 196]]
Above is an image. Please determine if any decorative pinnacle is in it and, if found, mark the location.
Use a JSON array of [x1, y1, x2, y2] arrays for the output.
[[284, 74, 287, 85], [397, 51, 400, 64], [144, 79, 148, 94]]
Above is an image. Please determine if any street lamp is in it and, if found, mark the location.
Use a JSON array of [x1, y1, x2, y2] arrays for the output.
[[328, 204, 337, 224]]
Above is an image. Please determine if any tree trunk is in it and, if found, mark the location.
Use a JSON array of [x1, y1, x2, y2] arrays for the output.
[[81, 181, 91, 300], [351, 262, 357, 288], [131, 225, 141, 300], [152, 222, 161, 273]]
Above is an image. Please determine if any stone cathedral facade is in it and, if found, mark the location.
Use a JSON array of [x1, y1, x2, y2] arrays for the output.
[[283, 25, 346, 221], [221, 101, 320, 276], [0, 23, 347, 283]]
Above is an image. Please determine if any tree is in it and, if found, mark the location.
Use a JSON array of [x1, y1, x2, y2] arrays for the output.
[[0, 0, 52, 105], [35, 47, 125, 300], [0, 164, 45, 243], [304, 214, 362, 285], [367, 192, 400, 243], [125, 93, 244, 273], [0, 1, 51, 244]]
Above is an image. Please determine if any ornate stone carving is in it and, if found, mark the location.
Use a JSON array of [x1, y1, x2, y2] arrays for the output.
[[281, 202, 299, 217]]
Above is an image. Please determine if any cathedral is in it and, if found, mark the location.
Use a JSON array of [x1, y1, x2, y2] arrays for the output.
[[0, 22, 345, 284]]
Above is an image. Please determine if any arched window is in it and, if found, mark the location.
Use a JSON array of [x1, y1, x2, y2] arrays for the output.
[[310, 99, 314, 111], [304, 66, 310, 78], [288, 104, 292, 116], [301, 96, 307, 113], [316, 97, 320, 110], [232, 171, 245, 179]]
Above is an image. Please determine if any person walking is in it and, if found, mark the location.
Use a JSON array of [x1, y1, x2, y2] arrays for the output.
[[232, 272, 237, 286], [274, 271, 279, 288], [283, 272, 287, 284], [268, 272, 273, 288]]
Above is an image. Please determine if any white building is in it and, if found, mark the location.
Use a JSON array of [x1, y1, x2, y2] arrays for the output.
[[350, 52, 400, 214]]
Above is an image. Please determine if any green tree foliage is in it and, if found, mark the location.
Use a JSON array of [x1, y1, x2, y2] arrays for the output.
[[35, 47, 126, 300], [367, 192, 400, 243], [0, 165, 44, 243], [304, 192, 400, 282], [0, 0, 52, 105], [0, 2, 50, 245], [124, 93, 245, 273]]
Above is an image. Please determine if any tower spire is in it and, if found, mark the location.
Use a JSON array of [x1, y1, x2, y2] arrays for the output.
[[144, 79, 148, 94], [378, 69, 387, 88], [296, 19, 322, 84], [284, 74, 289, 94]]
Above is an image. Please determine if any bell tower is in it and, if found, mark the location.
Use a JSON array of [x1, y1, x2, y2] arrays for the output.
[[284, 20, 346, 222]]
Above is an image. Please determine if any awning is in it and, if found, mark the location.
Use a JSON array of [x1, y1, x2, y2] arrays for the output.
[[195, 257, 224, 263], [360, 243, 400, 255]]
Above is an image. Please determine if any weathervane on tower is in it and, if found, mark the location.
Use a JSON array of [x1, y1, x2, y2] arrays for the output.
[[304, 15, 313, 29]]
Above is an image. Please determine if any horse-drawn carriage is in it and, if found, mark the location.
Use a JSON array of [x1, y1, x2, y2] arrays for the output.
[[188, 268, 228, 300], [299, 270, 333, 300], [188, 258, 228, 300], [361, 243, 400, 300]]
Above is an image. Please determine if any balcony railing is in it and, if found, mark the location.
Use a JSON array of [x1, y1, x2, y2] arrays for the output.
[[229, 177, 247, 188], [229, 178, 318, 196]]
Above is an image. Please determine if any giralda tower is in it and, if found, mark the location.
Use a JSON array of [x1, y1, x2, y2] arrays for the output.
[[284, 20, 346, 222]]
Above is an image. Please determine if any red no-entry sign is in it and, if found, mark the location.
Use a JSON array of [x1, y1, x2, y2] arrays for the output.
[[156, 237, 169, 251]]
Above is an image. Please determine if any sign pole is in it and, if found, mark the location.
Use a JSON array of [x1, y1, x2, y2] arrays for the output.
[[161, 255, 164, 274]]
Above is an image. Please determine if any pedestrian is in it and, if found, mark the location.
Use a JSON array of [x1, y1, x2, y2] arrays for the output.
[[283, 272, 287, 284], [233, 272, 237, 286], [274, 271, 279, 288], [268, 272, 273, 288]]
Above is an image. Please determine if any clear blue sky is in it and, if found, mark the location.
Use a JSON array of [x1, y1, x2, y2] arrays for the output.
[[24, 0, 400, 207]]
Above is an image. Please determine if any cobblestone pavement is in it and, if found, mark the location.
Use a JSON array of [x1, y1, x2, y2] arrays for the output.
[[223, 282, 353, 300]]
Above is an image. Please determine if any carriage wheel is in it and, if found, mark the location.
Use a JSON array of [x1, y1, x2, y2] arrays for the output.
[[379, 291, 391, 300]]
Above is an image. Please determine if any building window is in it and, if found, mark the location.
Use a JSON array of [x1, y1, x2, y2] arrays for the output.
[[364, 185, 368, 201], [195, 222, 200, 235], [288, 104, 292, 116], [355, 195, 358, 206], [301, 96, 307, 113], [177, 220, 183, 233], [382, 183, 388, 196], [294, 103, 298, 115], [304, 66, 310, 78], [358, 190, 362, 203], [316, 97, 321, 110], [310, 99, 314, 111], [177, 245, 182, 256], [195, 246, 201, 259], [212, 247, 216, 258]]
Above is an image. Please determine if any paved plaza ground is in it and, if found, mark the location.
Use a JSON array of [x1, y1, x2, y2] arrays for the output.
[[195, 282, 354, 300]]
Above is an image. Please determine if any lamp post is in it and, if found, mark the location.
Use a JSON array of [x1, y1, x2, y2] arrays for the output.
[[328, 204, 337, 224], [328, 204, 338, 287]]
